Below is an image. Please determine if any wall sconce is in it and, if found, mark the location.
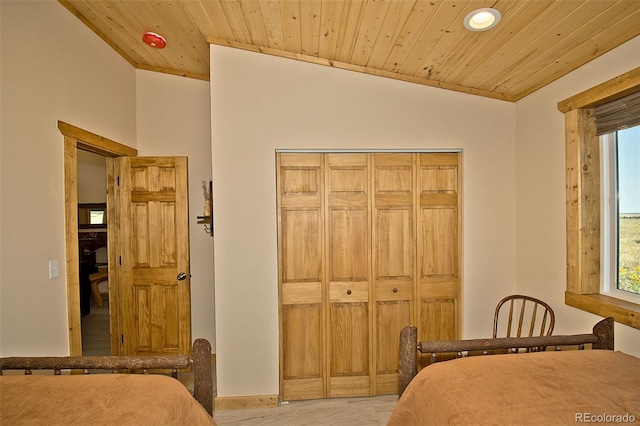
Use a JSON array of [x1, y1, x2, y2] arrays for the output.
[[197, 180, 213, 236]]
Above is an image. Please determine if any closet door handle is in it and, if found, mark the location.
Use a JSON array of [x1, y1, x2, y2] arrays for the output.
[[177, 272, 188, 281]]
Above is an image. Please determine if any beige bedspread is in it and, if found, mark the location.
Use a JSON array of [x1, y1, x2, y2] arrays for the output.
[[0, 373, 216, 425], [388, 350, 640, 426]]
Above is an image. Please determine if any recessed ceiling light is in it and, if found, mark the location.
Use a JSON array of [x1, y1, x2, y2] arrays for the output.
[[464, 8, 501, 31]]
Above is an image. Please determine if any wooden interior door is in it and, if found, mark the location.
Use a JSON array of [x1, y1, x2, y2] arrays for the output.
[[278, 153, 325, 401], [325, 153, 371, 398], [116, 156, 192, 356], [417, 153, 461, 367], [277, 151, 462, 400], [371, 153, 416, 394]]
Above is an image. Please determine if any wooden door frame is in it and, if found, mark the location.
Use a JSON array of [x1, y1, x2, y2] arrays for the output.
[[59, 121, 137, 356]]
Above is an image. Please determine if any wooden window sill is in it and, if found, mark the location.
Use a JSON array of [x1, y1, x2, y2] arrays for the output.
[[565, 291, 640, 330]]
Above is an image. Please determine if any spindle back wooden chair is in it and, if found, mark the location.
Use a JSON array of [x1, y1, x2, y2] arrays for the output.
[[493, 294, 555, 352]]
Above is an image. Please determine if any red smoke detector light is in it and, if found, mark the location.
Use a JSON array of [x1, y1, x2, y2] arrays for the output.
[[142, 32, 166, 49]]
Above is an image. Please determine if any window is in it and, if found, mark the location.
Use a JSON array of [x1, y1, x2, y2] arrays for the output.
[[601, 126, 640, 303], [558, 68, 640, 331], [78, 203, 107, 228], [90, 209, 105, 225]]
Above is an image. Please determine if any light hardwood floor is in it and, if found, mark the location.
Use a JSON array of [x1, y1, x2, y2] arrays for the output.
[[212, 395, 397, 425], [81, 284, 111, 356], [81, 292, 398, 425]]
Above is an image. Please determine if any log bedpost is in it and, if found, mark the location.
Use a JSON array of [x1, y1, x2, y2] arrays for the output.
[[398, 326, 418, 396], [592, 317, 614, 350], [193, 338, 213, 415]]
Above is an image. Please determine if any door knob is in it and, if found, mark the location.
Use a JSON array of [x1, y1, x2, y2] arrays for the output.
[[177, 272, 188, 281]]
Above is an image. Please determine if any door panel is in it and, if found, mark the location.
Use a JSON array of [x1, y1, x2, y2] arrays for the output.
[[325, 154, 371, 397], [417, 153, 461, 368], [328, 301, 369, 397], [376, 299, 411, 392], [420, 298, 457, 341], [421, 207, 458, 278], [282, 209, 322, 282], [328, 208, 368, 280], [329, 302, 369, 376], [282, 304, 323, 379], [376, 209, 413, 277], [372, 153, 415, 394], [117, 156, 191, 356], [278, 154, 325, 401]]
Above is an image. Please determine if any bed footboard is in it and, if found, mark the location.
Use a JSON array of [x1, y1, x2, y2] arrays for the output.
[[398, 317, 614, 395], [0, 338, 214, 415]]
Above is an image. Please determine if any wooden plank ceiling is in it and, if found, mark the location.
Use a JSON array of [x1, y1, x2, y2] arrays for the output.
[[60, 0, 640, 101]]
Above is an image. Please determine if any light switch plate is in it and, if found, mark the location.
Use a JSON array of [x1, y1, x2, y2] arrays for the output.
[[49, 260, 59, 279]]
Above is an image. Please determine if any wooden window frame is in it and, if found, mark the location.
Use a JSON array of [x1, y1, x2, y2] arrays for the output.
[[558, 67, 640, 330]]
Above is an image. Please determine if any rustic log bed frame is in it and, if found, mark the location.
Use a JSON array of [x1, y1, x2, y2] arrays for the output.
[[0, 338, 213, 416], [398, 317, 614, 396]]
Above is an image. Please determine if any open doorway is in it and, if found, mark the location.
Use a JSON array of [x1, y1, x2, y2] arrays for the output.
[[78, 150, 110, 355], [62, 121, 194, 359], [60, 121, 138, 357]]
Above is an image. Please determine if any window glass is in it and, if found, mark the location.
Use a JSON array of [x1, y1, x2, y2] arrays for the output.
[[617, 126, 640, 295], [90, 210, 105, 225]]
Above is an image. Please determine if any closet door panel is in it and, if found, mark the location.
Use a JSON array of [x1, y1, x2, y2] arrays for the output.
[[417, 153, 461, 368], [325, 154, 371, 397], [421, 206, 458, 278], [278, 153, 325, 400], [281, 304, 323, 393], [282, 210, 322, 281], [376, 208, 413, 277], [328, 208, 368, 280], [328, 302, 369, 382], [372, 153, 416, 394], [375, 298, 412, 393], [420, 297, 458, 340]]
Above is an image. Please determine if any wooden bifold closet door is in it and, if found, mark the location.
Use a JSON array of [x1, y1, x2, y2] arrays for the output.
[[277, 152, 461, 401]]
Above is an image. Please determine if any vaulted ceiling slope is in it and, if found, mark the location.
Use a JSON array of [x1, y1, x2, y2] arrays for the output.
[[60, 0, 640, 101]]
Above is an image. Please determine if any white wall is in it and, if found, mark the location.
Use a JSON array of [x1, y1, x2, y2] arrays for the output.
[[77, 150, 107, 204], [210, 45, 517, 397], [0, 0, 136, 356], [135, 70, 215, 349], [0, 2, 215, 358], [514, 36, 640, 357]]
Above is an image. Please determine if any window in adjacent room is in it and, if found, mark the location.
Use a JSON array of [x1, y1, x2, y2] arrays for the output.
[[90, 209, 105, 225], [601, 125, 640, 303]]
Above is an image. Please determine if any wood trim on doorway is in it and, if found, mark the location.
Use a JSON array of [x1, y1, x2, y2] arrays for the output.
[[59, 121, 137, 356]]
